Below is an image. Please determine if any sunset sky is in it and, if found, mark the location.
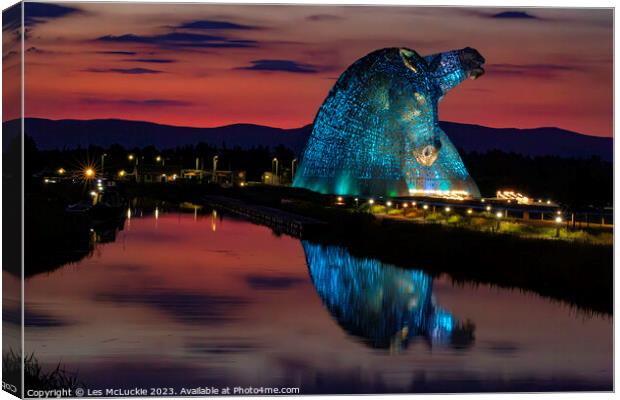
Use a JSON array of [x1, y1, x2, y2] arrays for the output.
[[3, 3, 613, 136]]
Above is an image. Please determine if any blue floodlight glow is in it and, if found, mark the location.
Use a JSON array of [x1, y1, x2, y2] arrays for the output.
[[293, 47, 484, 198], [302, 241, 473, 350]]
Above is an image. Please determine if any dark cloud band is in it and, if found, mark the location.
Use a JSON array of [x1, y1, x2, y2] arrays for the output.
[[82, 67, 163, 74], [237, 59, 320, 74], [96, 32, 258, 49]]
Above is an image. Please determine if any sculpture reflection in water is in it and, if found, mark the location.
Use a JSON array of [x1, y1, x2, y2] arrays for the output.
[[302, 242, 475, 351]]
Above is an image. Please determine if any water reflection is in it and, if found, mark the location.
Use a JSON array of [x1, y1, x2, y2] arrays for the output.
[[22, 210, 612, 393], [303, 242, 474, 351]]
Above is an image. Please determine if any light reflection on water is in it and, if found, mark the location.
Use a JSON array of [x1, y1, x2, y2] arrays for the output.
[[303, 242, 473, 351], [22, 209, 612, 393]]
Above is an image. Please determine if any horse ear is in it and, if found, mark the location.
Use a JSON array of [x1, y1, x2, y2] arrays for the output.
[[399, 48, 427, 73]]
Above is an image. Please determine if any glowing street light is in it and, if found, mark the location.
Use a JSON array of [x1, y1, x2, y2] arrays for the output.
[[128, 154, 134, 161], [495, 211, 503, 232], [156, 155, 162, 162], [401, 202, 409, 217], [85, 168, 95, 179], [422, 204, 429, 220], [272, 157, 279, 179], [118, 170, 126, 177], [486, 205, 491, 212], [368, 198, 375, 213], [386, 201, 392, 207], [555, 216, 562, 237], [445, 207, 451, 213], [467, 209, 473, 215], [57, 168, 65, 175]]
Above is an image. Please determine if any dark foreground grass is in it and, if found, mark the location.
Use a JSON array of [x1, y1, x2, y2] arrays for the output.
[[3, 349, 83, 393]]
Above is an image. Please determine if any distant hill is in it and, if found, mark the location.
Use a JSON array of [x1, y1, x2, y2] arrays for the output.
[[439, 121, 612, 161], [2, 118, 612, 161]]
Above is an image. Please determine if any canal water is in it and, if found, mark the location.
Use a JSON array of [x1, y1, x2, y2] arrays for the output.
[[23, 209, 612, 393]]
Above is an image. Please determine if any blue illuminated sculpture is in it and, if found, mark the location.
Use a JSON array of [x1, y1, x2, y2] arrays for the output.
[[302, 242, 474, 350], [293, 47, 485, 198]]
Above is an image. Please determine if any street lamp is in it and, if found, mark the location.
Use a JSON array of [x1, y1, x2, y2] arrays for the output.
[[128, 154, 134, 161], [386, 201, 392, 214], [57, 168, 65, 175], [495, 211, 502, 232], [445, 206, 451, 213], [212, 155, 219, 182], [467, 209, 473, 215], [101, 153, 107, 174], [84, 167, 95, 179], [272, 158, 279, 181], [555, 216, 562, 237]]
